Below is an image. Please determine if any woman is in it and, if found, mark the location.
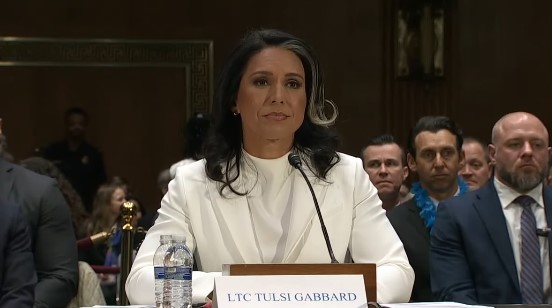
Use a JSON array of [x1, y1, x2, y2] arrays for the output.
[[126, 29, 414, 305], [20, 156, 90, 239], [83, 183, 126, 265]]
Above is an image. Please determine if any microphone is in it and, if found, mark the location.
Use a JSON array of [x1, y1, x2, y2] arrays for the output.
[[537, 228, 550, 237], [288, 153, 339, 264]]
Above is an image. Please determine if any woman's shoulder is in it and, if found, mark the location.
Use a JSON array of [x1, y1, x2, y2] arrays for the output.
[[173, 159, 207, 182], [319, 152, 362, 180]]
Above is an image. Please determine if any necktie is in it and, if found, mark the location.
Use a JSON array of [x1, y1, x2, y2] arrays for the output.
[[516, 195, 544, 304]]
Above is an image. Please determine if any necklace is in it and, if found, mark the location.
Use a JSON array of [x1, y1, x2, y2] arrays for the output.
[[412, 177, 469, 230]]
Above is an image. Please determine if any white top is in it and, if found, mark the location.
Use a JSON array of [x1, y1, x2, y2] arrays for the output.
[[242, 151, 294, 263], [495, 177, 551, 303], [126, 152, 414, 305]]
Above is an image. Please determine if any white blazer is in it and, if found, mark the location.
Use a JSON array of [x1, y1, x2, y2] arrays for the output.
[[126, 153, 414, 304]]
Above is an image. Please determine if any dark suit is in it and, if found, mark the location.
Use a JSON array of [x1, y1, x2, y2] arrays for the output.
[[387, 198, 433, 302], [0, 199, 36, 307], [0, 159, 78, 308], [430, 180, 552, 304]]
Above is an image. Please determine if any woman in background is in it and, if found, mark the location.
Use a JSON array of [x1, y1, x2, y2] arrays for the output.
[[20, 156, 90, 239]]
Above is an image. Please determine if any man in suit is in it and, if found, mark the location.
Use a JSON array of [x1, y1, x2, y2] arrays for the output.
[[387, 116, 468, 302], [459, 137, 492, 190], [0, 199, 36, 307], [0, 119, 79, 307], [431, 112, 552, 304], [361, 134, 409, 211]]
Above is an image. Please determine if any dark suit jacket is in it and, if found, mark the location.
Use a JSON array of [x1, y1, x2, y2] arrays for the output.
[[387, 197, 433, 302], [430, 180, 552, 304], [0, 159, 78, 308], [0, 198, 36, 307]]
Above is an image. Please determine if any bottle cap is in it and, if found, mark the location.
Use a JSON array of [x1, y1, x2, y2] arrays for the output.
[[159, 234, 172, 243], [171, 234, 186, 242]]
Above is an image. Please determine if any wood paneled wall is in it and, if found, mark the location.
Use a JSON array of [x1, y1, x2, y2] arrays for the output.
[[0, 0, 386, 211], [1, 0, 551, 211]]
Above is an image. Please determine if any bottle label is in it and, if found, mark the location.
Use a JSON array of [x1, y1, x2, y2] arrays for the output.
[[154, 266, 164, 279], [165, 266, 192, 280]]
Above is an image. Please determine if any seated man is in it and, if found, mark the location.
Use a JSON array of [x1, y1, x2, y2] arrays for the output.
[[361, 134, 409, 210], [431, 112, 552, 304], [459, 137, 492, 190], [0, 199, 36, 307], [1, 118, 78, 307]]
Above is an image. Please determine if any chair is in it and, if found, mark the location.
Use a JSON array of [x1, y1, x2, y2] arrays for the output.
[[66, 261, 106, 308]]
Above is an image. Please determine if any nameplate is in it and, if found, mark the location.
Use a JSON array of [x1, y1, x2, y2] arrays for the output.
[[213, 274, 367, 307]]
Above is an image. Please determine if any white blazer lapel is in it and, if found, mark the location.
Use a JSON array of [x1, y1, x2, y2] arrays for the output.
[[283, 170, 330, 262], [206, 182, 263, 264]]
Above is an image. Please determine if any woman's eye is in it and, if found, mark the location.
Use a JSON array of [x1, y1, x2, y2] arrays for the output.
[[254, 79, 268, 86], [287, 80, 301, 89]]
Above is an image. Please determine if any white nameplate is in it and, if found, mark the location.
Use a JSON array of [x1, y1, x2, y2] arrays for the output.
[[213, 274, 367, 307]]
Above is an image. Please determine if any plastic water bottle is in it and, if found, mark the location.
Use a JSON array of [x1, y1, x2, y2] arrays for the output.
[[164, 234, 193, 308], [153, 235, 173, 308]]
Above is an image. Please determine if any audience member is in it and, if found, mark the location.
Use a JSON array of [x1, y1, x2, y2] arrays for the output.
[[169, 112, 212, 179], [459, 137, 492, 190], [126, 28, 414, 305], [0, 199, 36, 307], [387, 115, 468, 302], [0, 118, 79, 307], [84, 182, 126, 305], [361, 134, 409, 210], [157, 168, 171, 195], [20, 156, 90, 239], [83, 183, 126, 266], [138, 168, 171, 231], [431, 112, 552, 304], [42, 107, 107, 212]]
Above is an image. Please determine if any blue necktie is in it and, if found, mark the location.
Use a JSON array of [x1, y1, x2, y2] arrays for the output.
[[516, 195, 544, 304]]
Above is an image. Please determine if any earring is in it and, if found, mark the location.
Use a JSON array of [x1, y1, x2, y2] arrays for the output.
[[233, 112, 239, 116]]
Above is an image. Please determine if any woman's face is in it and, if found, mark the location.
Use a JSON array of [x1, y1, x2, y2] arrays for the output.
[[235, 47, 307, 154], [110, 187, 126, 216]]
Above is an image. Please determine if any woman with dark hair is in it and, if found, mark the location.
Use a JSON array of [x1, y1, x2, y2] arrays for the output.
[[127, 29, 414, 305], [20, 156, 90, 239]]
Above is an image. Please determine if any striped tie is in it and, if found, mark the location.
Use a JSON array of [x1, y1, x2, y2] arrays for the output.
[[516, 195, 544, 304]]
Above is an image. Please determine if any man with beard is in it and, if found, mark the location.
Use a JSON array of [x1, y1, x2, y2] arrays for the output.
[[361, 134, 409, 210], [387, 116, 468, 302], [431, 112, 552, 304]]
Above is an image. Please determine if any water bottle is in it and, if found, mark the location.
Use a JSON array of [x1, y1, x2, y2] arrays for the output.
[[153, 235, 173, 308], [164, 234, 193, 308]]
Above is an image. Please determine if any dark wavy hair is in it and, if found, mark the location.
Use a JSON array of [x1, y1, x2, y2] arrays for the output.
[[204, 29, 340, 195], [20, 156, 90, 239]]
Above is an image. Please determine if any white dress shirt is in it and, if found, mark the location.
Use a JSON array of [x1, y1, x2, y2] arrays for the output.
[[494, 177, 551, 303]]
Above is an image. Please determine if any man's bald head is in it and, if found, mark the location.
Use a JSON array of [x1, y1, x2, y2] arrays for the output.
[[490, 112, 551, 193], [491, 112, 549, 145]]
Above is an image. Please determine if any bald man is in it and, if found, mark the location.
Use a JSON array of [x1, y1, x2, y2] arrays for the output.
[[431, 112, 552, 304]]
